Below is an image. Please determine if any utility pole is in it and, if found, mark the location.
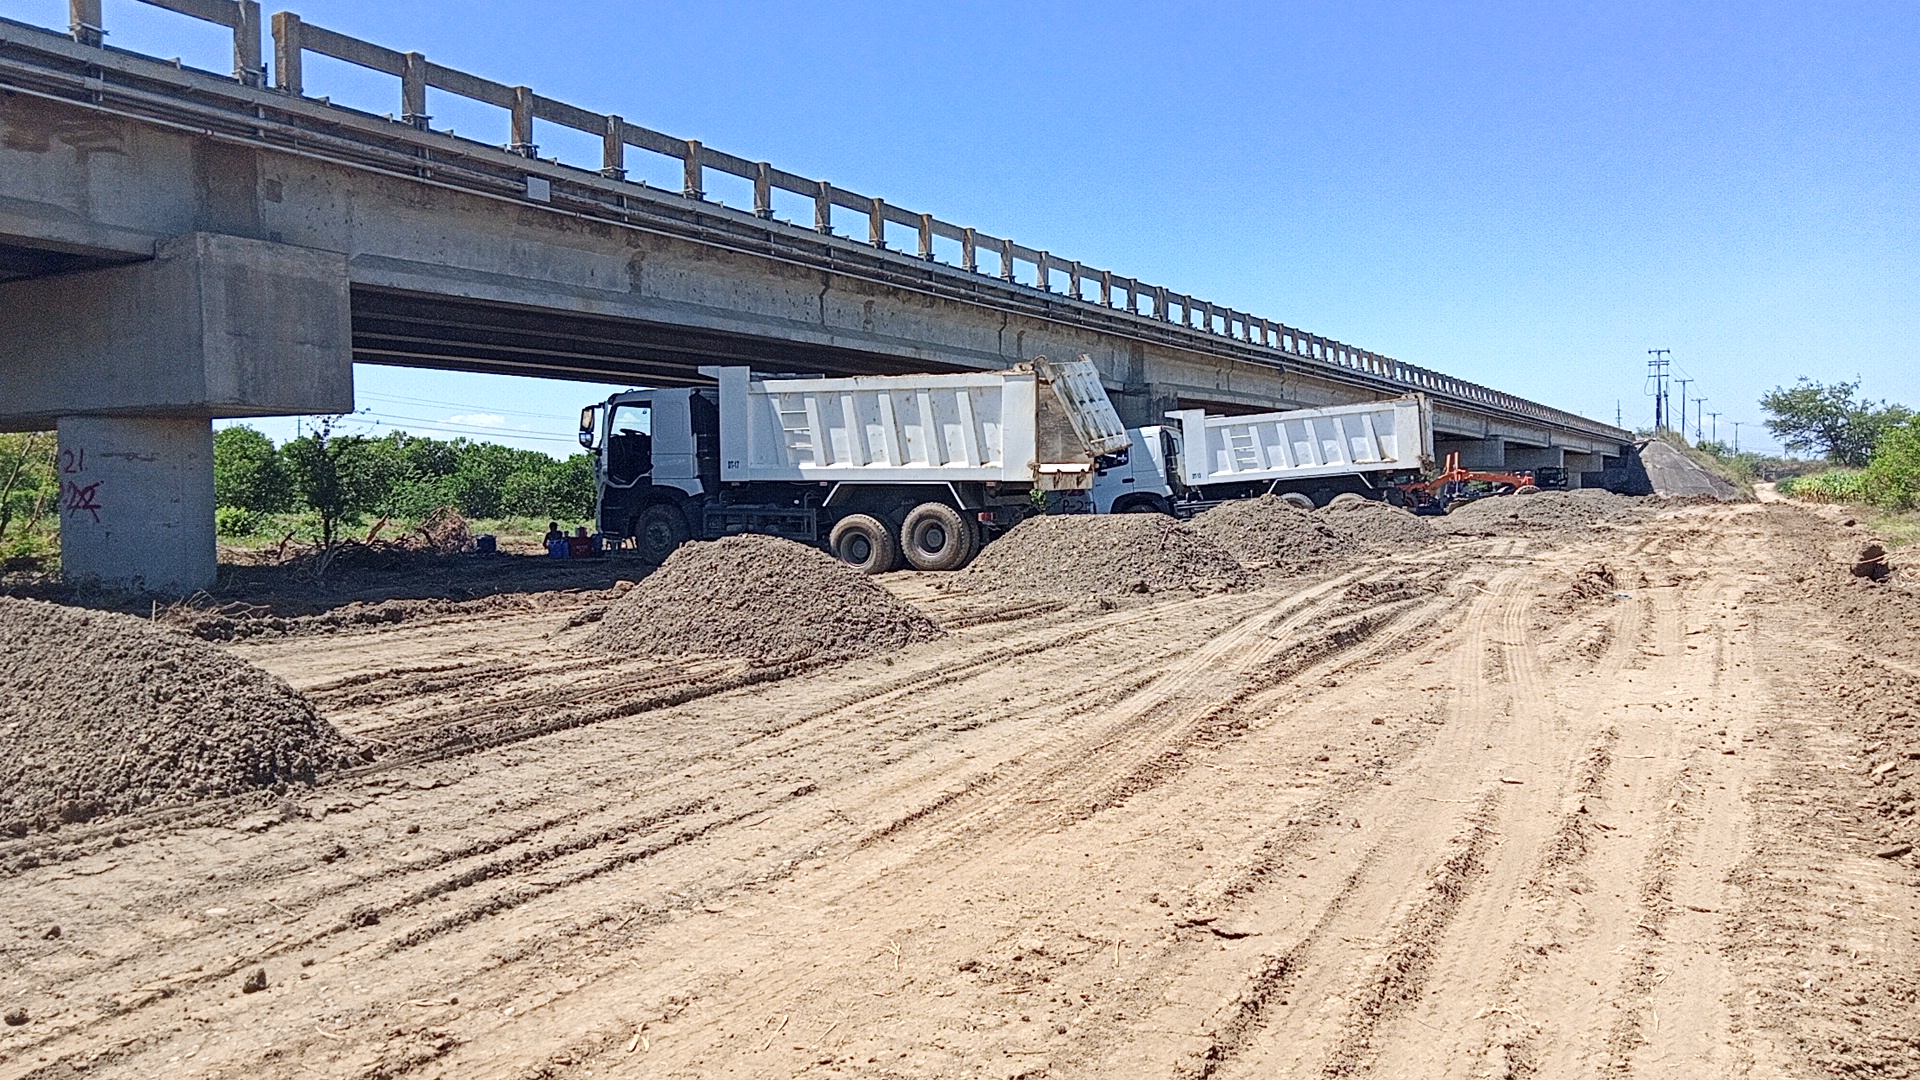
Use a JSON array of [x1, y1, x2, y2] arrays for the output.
[[1732, 420, 1741, 453], [1692, 397, 1706, 443], [1707, 411, 1720, 445], [1647, 349, 1672, 432], [1616, 400, 1623, 427], [1674, 376, 1692, 439]]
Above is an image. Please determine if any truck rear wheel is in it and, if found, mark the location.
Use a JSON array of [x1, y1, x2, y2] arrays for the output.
[[1276, 492, 1316, 512], [901, 502, 978, 571], [635, 503, 690, 564], [1328, 492, 1367, 509], [829, 514, 901, 575]]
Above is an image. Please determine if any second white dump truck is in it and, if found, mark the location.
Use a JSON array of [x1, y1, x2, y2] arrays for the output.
[[581, 358, 1130, 572], [1091, 395, 1434, 515]]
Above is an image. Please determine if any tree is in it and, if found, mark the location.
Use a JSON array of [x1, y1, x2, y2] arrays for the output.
[[1866, 417, 1920, 511], [1760, 379, 1913, 467], [212, 426, 292, 512], [281, 418, 374, 546]]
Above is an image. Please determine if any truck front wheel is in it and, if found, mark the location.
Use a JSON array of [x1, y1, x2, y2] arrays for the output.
[[901, 502, 978, 571], [635, 503, 690, 564], [829, 514, 901, 575]]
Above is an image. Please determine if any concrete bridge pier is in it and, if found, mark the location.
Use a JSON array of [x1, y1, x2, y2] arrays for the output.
[[1435, 437, 1506, 470], [54, 416, 217, 593], [1505, 445, 1565, 472], [0, 233, 352, 593]]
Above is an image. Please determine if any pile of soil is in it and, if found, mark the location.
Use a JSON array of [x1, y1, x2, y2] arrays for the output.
[[1315, 499, 1441, 551], [0, 597, 358, 834], [1434, 490, 1647, 536], [1188, 496, 1353, 566], [596, 534, 943, 662], [959, 514, 1246, 596], [1564, 562, 1621, 602]]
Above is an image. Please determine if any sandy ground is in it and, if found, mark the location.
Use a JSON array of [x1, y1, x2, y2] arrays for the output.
[[2, 500, 1918, 1079]]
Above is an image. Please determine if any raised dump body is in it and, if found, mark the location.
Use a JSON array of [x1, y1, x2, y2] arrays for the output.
[[706, 359, 1129, 488], [1167, 395, 1432, 488]]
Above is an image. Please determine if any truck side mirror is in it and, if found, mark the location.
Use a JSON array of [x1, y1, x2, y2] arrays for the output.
[[578, 405, 599, 449]]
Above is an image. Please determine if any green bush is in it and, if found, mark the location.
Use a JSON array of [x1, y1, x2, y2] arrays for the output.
[[1777, 469, 1873, 504], [213, 426, 292, 512], [1864, 418, 1920, 511], [215, 505, 265, 538]]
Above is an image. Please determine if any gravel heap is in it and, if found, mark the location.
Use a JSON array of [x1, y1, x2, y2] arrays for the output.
[[960, 514, 1246, 596], [1434, 490, 1648, 536], [597, 534, 943, 662], [1315, 499, 1442, 551], [0, 597, 357, 835], [1187, 496, 1353, 566]]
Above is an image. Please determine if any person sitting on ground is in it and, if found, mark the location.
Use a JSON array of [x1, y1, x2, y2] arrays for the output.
[[545, 521, 570, 560], [543, 521, 564, 546]]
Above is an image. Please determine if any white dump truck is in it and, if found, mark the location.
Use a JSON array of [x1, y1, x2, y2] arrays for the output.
[[580, 358, 1130, 571], [1091, 395, 1434, 515]]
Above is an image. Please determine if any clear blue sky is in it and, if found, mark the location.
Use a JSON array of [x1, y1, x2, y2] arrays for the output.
[[11, 0, 1917, 455]]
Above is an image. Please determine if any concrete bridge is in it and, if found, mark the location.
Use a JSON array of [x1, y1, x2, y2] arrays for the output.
[[0, 0, 1633, 591]]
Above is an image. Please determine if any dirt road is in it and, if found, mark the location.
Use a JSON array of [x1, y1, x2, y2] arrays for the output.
[[2, 500, 1917, 1078]]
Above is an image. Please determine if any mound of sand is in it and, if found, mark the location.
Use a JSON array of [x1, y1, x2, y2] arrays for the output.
[[1188, 496, 1354, 565], [1315, 499, 1441, 551], [0, 597, 357, 835], [597, 534, 943, 662], [1433, 490, 1647, 536], [960, 514, 1246, 596]]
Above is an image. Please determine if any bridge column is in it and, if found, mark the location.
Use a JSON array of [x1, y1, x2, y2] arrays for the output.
[[1504, 445, 1564, 472], [54, 416, 216, 593], [1434, 437, 1505, 470], [0, 233, 351, 593], [1563, 451, 1602, 488]]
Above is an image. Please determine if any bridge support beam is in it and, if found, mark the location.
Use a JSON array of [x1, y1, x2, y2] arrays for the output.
[[1434, 437, 1505, 470], [0, 232, 352, 592]]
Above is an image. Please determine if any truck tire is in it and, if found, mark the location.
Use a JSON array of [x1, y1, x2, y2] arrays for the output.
[[829, 514, 900, 575], [1111, 494, 1171, 515], [1515, 484, 1539, 495], [1328, 492, 1367, 509], [901, 502, 978, 571], [635, 503, 690, 564], [1277, 492, 1316, 512]]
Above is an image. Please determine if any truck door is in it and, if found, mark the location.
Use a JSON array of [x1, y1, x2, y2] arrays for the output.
[[606, 401, 652, 489]]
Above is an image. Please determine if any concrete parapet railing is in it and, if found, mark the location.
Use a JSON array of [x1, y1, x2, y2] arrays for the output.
[[62, 0, 1619, 442]]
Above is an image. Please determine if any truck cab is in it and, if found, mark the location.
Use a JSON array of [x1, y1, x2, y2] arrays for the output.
[[580, 387, 721, 543], [1091, 426, 1182, 514]]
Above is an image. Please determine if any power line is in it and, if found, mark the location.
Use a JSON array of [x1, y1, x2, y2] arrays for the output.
[[357, 391, 575, 421]]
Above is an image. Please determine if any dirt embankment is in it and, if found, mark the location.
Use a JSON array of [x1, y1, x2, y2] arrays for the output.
[[0, 597, 358, 836], [596, 533, 944, 663], [958, 513, 1246, 596]]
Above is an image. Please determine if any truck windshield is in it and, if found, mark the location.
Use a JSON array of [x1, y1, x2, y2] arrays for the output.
[[606, 402, 652, 486]]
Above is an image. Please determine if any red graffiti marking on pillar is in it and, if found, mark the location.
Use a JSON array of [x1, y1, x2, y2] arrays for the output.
[[64, 480, 103, 524]]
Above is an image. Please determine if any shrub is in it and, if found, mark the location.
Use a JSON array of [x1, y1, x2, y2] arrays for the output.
[[1864, 418, 1920, 511], [215, 506, 265, 538], [1777, 470, 1873, 504], [213, 426, 292, 512]]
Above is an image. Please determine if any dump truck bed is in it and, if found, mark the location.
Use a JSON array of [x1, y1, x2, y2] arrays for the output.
[[1168, 396, 1433, 487], [704, 361, 1128, 487]]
